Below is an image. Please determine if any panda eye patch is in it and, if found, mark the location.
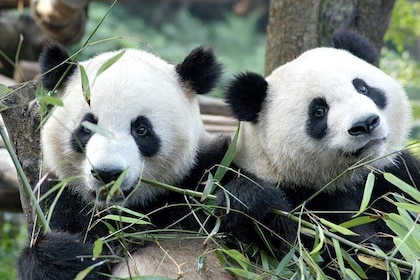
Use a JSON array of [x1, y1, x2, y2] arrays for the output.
[[71, 113, 97, 153], [352, 78, 387, 109], [307, 98, 328, 139], [131, 116, 161, 157]]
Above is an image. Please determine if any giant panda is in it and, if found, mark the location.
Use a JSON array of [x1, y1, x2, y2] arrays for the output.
[[17, 44, 232, 280], [224, 30, 419, 279], [17, 43, 294, 280]]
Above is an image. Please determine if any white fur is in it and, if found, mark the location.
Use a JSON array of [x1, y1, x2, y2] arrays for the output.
[[234, 47, 411, 190], [42, 49, 209, 207]]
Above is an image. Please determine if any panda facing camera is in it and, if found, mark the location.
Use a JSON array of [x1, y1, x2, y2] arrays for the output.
[[225, 30, 418, 279], [18, 44, 237, 280]]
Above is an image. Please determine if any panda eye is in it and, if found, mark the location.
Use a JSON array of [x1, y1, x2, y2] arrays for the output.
[[358, 85, 368, 93], [134, 124, 148, 137], [314, 107, 326, 117]]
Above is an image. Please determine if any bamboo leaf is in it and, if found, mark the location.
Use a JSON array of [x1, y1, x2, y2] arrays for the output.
[[74, 260, 106, 280], [39, 95, 64, 107], [339, 215, 376, 230], [103, 214, 151, 225], [309, 225, 325, 256], [201, 172, 214, 202], [213, 122, 241, 182], [342, 250, 368, 279], [96, 50, 126, 77], [218, 248, 251, 270], [82, 121, 113, 138], [384, 172, 420, 202], [333, 238, 346, 277], [223, 267, 263, 280], [0, 83, 12, 97], [79, 64, 91, 105], [110, 205, 149, 219], [93, 238, 104, 259], [353, 172, 375, 217], [320, 218, 359, 236]]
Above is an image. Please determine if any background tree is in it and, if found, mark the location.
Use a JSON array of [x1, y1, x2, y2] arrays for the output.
[[265, 0, 396, 75]]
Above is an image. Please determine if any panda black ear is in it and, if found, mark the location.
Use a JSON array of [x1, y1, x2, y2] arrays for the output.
[[332, 29, 378, 66], [225, 72, 268, 122], [39, 43, 76, 90], [175, 46, 223, 95]]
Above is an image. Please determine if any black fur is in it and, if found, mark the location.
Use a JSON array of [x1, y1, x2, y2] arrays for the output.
[[332, 29, 379, 66], [353, 78, 387, 109], [225, 72, 268, 122], [175, 46, 223, 95], [131, 115, 161, 157], [17, 232, 108, 280], [71, 113, 97, 153], [39, 43, 76, 90], [306, 98, 329, 139], [217, 167, 296, 255], [282, 151, 419, 279]]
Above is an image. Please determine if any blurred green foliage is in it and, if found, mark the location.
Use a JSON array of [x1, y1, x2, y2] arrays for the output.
[[0, 214, 26, 279]]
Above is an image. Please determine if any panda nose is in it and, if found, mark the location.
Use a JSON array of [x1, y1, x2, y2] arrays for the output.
[[92, 169, 123, 184], [348, 115, 380, 136]]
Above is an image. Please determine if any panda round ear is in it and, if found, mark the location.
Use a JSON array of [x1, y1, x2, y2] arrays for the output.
[[39, 43, 76, 90], [332, 29, 379, 66], [225, 72, 268, 122], [175, 46, 223, 95]]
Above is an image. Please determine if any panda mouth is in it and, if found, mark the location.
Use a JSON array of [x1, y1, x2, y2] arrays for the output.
[[343, 138, 386, 157], [93, 186, 135, 203]]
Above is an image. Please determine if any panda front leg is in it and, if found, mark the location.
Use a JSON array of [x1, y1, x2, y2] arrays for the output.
[[17, 179, 111, 280], [18, 231, 109, 280], [215, 173, 296, 257]]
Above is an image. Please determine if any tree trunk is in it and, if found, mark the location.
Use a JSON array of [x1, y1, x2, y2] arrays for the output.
[[265, 0, 396, 75], [1, 82, 41, 234]]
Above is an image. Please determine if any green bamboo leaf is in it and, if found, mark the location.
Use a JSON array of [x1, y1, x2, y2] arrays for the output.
[[395, 202, 420, 213], [393, 237, 415, 262], [79, 64, 91, 105], [96, 50, 126, 77], [353, 172, 375, 217], [0, 83, 12, 97], [201, 172, 214, 202], [271, 249, 295, 279], [103, 214, 151, 225], [111, 205, 149, 219], [218, 248, 250, 270], [39, 95, 64, 107], [213, 122, 241, 182], [224, 267, 263, 279], [344, 268, 362, 280], [93, 238, 104, 259], [384, 172, 420, 202], [341, 250, 368, 279], [309, 225, 325, 256], [82, 121, 113, 138], [339, 216, 376, 229], [106, 169, 128, 204], [74, 260, 106, 280], [333, 238, 346, 277], [320, 218, 359, 236]]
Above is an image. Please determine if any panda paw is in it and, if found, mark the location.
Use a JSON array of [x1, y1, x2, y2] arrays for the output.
[[215, 176, 296, 253], [17, 231, 108, 280]]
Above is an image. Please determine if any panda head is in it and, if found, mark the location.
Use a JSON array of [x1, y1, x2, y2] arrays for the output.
[[40, 44, 222, 207], [226, 30, 411, 190]]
